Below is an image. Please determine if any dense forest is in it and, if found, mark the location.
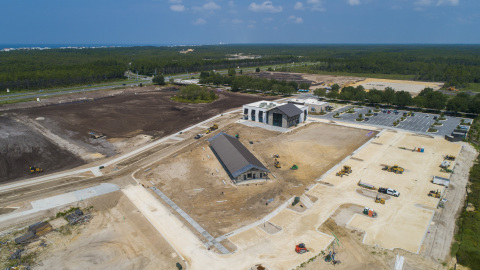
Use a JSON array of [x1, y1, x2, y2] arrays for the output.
[[1, 45, 480, 91]]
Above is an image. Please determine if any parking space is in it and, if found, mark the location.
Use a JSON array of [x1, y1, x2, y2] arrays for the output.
[[313, 106, 462, 137]]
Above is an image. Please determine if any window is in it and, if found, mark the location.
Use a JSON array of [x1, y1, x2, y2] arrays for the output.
[[244, 108, 248, 114], [244, 175, 247, 180], [247, 173, 252, 179], [259, 173, 263, 178], [253, 173, 256, 179], [311, 107, 315, 112]]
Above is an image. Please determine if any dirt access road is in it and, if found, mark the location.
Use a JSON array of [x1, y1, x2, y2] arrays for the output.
[[1, 86, 274, 182]]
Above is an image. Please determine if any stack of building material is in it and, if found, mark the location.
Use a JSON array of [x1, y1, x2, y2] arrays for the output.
[[15, 221, 53, 244]]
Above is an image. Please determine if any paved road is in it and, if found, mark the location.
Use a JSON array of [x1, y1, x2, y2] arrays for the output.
[[312, 106, 462, 137]]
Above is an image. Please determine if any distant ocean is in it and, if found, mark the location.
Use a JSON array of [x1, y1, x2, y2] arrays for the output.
[[0, 44, 202, 49]]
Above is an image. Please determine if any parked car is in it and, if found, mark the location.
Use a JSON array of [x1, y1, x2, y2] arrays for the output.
[[433, 116, 438, 120], [194, 134, 203, 139], [373, 113, 378, 116], [387, 110, 391, 114], [365, 117, 369, 121]]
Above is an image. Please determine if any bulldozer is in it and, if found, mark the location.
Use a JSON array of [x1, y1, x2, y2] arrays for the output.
[[428, 190, 441, 198], [295, 243, 308, 254], [29, 166, 43, 173], [210, 124, 219, 131], [274, 158, 281, 168], [336, 165, 352, 177], [375, 195, 385, 204], [383, 165, 404, 174]]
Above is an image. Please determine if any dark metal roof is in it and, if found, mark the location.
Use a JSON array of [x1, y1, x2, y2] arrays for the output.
[[208, 133, 270, 178], [276, 103, 303, 117]]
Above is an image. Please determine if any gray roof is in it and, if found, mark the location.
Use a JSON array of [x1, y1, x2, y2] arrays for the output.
[[208, 133, 270, 178], [276, 103, 303, 117]]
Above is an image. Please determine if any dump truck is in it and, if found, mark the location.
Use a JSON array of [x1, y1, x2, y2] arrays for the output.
[[358, 180, 376, 190], [378, 187, 400, 197], [375, 195, 385, 204], [336, 165, 352, 177], [295, 243, 308, 254], [29, 166, 43, 173], [363, 207, 377, 218], [383, 165, 404, 174]]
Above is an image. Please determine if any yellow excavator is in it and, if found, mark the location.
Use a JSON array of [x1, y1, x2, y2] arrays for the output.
[[383, 165, 404, 174], [30, 166, 43, 173], [336, 165, 352, 177], [274, 158, 281, 168], [375, 195, 385, 204], [428, 190, 441, 198]]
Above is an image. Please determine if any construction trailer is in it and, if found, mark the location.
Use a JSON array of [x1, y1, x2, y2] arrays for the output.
[[433, 176, 450, 187], [358, 180, 376, 190]]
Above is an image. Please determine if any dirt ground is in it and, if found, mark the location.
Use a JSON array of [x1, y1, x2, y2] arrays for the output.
[[0, 116, 83, 183], [32, 192, 185, 270], [1, 86, 274, 182], [135, 121, 376, 237], [351, 78, 444, 96]]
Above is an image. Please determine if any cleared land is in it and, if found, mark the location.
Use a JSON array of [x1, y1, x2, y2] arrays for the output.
[[351, 78, 444, 96], [134, 122, 376, 237], [1, 87, 274, 182]]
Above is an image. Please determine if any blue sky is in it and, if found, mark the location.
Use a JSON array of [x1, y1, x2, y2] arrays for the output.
[[1, 0, 479, 45]]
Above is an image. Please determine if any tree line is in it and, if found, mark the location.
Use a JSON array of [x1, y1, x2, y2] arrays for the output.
[[315, 85, 480, 114]]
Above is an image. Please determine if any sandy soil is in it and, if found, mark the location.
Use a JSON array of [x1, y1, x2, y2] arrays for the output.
[[351, 78, 444, 96], [301, 74, 365, 90], [134, 122, 376, 237], [35, 192, 185, 270]]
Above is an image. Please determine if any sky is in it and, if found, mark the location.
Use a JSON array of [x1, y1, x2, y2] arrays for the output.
[[1, 0, 479, 45]]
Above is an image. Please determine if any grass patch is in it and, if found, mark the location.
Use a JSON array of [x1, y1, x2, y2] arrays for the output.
[[0, 98, 36, 105], [55, 207, 79, 219], [309, 111, 327, 115], [427, 128, 438, 132], [453, 142, 480, 268], [462, 83, 480, 93]]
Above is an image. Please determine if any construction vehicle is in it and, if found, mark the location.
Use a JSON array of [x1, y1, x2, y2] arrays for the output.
[[363, 207, 377, 218], [378, 187, 400, 197], [235, 133, 239, 139], [336, 165, 352, 177], [29, 166, 43, 173], [382, 165, 404, 174], [428, 190, 441, 198], [445, 155, 455, 161], [446, 86, 459, 92], [375, 195, 385, 204], [291, 165, 298, 170], [358, 180, 376, 190], [274, 158, 281, 168], [295, 243, 308, 254], [205, 124, 219, 134], [273, 154, 280, 158]]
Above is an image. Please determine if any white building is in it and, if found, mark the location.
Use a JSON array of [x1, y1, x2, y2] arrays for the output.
[[242, 101, 308, 128], [288, 98, 330, 113]]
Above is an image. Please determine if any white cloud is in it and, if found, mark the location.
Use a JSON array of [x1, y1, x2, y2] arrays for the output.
[[294, 2, 304, 10], [193, 18, 207, 25], [348, 0, 360, 6], [437, 0, 459, 6], [203, 1, 221, 10], [249, 1, 283, 13], [288, 15, 304, 24], [170, 4, 185, 12], [232, 19, 243, 24], [307, 0, 326, 11]]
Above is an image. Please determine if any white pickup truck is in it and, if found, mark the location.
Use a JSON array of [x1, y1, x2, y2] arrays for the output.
[[378, 187, 400, 197]]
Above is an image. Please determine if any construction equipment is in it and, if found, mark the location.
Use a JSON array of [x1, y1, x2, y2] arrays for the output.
[[446, 86, 459, 92], [428, 190, 441, 198], [295, 243, 308, 254], [336, 165, 352, 177], [274, 158, 281, 168], [383, 165, 404, 174], [375, 195, 385, 204], [210, 124, 219, 131], [29, 166, 43, 173], [273, 154, 280, 158], [445, 155, 455, 161], [291, 165, 298, 170], [358, 180, 376, 190], [363, 207, 377, 218], [235, 133, 239, 139]]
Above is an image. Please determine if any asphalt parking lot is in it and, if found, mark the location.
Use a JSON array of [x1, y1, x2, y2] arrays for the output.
[[313, 106, 462, 137]]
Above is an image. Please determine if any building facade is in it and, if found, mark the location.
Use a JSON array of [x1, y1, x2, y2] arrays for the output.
[[242, 101, 308, 128]]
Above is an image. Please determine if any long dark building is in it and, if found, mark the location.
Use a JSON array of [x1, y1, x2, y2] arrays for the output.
[[208, 132, 270, 183]]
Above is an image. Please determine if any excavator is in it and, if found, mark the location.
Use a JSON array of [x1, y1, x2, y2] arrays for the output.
[[336, 165, 352, 177], [274, 158, 281, 168], [29, 166, 43, 173], [375, 195, 385, 204], [295, 243, 308, 254], [445, 155, 455, 161], [428, 190, 441, 198], [383, 165, 404, 174]]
